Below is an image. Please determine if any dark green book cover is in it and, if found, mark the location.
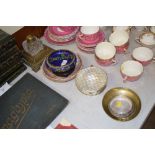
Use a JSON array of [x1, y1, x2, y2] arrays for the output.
[[0, 73, 69, 129]]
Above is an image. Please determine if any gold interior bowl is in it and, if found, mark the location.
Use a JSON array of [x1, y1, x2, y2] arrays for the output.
[[102, 87, 141, 121]]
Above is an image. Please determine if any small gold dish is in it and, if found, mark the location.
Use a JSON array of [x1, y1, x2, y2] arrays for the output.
[[102, 87, 141, 121]]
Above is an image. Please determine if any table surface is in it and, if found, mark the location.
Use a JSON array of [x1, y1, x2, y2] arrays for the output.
[[10, 27, 155, 129]]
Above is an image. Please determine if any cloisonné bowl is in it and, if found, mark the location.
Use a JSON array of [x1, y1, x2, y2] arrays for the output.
[[45, 49, 77, 77]]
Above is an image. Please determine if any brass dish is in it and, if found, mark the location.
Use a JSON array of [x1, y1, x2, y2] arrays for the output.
[[102, 87, 141, 121]]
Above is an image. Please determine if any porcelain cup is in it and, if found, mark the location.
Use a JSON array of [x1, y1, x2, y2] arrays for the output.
[[95, 42, 117, 66], [79, 26, 100, 42], [120, 60, 143, 82], [109, 30, 129, 53]]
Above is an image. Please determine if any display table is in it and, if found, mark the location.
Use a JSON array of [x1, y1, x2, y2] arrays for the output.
[[10, 28, 155, 128]]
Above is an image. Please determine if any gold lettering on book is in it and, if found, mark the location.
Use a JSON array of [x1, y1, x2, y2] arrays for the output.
[[1, 89, 36, 129]]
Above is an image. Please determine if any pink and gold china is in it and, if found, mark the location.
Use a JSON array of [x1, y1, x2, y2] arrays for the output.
[[79, 26, 100, 42], [95, 42, 117, 66], [135, 32, 155, 47], [132, 47, 155, 66], [109, 30, 129, 53], [44, 26, 80, 45], [76, 26, 105, 54], [120, 60, 143, 82]]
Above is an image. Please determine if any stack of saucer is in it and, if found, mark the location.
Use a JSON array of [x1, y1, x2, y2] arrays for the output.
[[76, 26, 105, 54], [44, 26, 80, 45]]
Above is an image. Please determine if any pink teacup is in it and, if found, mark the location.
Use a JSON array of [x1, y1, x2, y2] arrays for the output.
[[95, 42, 117, 66], [132, 47, 155, 66], [109, 30, 129, 53], [120, 60, 143, 82], [79, 26, 100, 42]]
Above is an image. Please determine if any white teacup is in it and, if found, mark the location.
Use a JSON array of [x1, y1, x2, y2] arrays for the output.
[[95, 42, 117, 66], [120, 60, 143, 82], [109, 30, 129, 53], [113, 26, 130, 33], [150, 26, 155, 34], [140, 32, 155, 45], [132, 47, 154, 66]]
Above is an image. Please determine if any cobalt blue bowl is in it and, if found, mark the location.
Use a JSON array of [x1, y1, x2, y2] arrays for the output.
[[45, 49, 77, 77]]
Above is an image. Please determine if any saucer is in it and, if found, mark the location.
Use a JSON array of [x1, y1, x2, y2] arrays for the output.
[[43, 54, 82, 82], [76, 31, 105, 47], [48, 27, 80, 39], [48, 26, 79, 36], [44, 29, 75, 46], [77, 44, 95, 54]]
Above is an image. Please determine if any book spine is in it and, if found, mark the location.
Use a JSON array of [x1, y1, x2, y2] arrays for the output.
[[0, 64, 26, 87], [0, 45, 20, 62], [0, 37, 16, 54], [0, 52, 22, 69]]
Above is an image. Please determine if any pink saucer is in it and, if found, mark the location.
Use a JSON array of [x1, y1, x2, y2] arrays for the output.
[[44, 29, 75, 46], [48, 26, 79, 36], [77, 44, 95, 54], [76, 31, 105, 46]]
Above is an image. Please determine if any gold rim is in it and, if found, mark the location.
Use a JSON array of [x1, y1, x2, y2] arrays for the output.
[[102, 87, 141, 121]]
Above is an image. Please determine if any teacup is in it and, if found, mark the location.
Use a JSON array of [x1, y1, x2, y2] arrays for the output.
[[95, 42, 117, 66], [132, 47, 155, 66], [120, 60, 143, 82], [113, 26, 131, 33], [79, 26, 100, 42], [136, 32, 155, 46], [59, 26, 76, 32], [109, 30, 129, 53], [150, 26, 155, 34]]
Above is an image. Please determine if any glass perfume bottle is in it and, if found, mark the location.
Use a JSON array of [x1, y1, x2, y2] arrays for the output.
[[22, 35, 44, 56]]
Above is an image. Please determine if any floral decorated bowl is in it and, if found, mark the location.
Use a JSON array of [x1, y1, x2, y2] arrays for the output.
[[45, 49, 77, 77]]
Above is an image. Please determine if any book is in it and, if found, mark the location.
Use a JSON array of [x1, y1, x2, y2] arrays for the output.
[[0, 73, 69, 129], [0, 30, 16, 54], [141, 105, 155, 129]]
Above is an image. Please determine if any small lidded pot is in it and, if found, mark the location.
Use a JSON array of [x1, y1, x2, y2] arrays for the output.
[[120, 60, 143, 82], [109, 30, 129, 53], [45, 49, 77, 77], [95, 42, 117, 66], [132, 47, 154, 66]]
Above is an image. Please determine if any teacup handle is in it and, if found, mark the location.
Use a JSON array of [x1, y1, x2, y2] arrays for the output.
[[112, 59, 117, 65], [78, 33, 85, 40], [124, 48, 128, 54], [123, 76, 128, 83], [135, 38, 141, 44]]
